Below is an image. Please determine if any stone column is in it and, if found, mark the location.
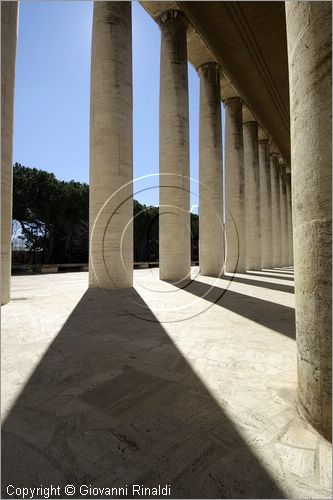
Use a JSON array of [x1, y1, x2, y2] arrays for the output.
[[225, 97, 246, 273], [243, 120, 261, 270], [159, 10, 190, 282], [279, 162, 289, 267], [286, 1, 332, 440], [286, 171, 293, 265], [198, 63, 224, 277], [89, 2, 133, 288], [1, 2, 18, 305], [258, 138, 273, 269], [270, 152, 281, 268]]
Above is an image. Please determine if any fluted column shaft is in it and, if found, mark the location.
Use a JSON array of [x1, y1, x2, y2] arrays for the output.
[[286, 172, 293, 265], [286, 1, 332, 440], [279, 163, 289, 267], [1, 2, 18, 305], [243, 121, 261, 270], [259, 139, 273, 269], [159, 10, 190, 282], [89, 2, 133, 288], [225, 97, 246, 273], [199, 63, 223, 277], [270, 153, 281, 268]]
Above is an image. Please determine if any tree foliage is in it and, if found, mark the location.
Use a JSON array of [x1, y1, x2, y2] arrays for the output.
[[13, 163, 89, 263], [12, 164, 199, 264]]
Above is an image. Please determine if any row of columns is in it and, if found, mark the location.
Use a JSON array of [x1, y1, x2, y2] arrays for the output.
[[1, 1, 331, 440], [88, 1, 331, 442], [159, 11, 225, 282], [225, 101, 293, 273], [91, 4, 293, 285], [157, 9, 294, 280], [90, 5, 225, 285]]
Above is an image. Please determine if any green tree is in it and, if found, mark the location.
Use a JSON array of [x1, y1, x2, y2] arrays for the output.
[[12, 164, 199, 265], [133, 200, 159, 262], [13, 163, 88, 263]]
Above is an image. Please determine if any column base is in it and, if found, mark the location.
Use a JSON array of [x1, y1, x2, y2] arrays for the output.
[[199, 268, 224, 278], [296, 393, 332, 442]]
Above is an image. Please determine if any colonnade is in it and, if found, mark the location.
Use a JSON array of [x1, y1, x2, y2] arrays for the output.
[[89, 3, 294, 285], [225, 109, 293, 274], [1, 1, 331, 440]]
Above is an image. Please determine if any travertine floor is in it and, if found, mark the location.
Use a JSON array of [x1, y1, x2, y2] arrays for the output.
[[2, 268, 332, 498]]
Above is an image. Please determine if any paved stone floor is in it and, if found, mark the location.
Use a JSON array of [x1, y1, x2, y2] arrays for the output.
[[1, 268, 332, 499]]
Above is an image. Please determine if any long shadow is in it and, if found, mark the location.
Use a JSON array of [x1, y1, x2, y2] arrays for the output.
[[1, 288, 285, 499], [263, 269, 294, 275], [246, 271, 294, 282], [272, 267, 294, 271], [220, 274, 294, 294], [178, 281, 295, 339]]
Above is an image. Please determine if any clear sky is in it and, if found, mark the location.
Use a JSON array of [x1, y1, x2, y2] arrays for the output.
[[13, 1, 215, 210]]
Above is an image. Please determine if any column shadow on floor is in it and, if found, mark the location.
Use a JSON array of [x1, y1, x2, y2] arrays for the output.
[[246, 271, 294, 282], [220, 274, 294, 294], [270, 268, 294, 273], [2, 288, 285, 499], [177, 280, 295, 340], [262, 268, 294, 275]]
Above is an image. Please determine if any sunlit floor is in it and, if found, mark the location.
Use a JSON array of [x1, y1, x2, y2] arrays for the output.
[[2, 268, 332, 499]]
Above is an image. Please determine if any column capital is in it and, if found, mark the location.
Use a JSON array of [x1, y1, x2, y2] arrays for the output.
[[157, 9, 188, 28], [258, 127, 269, 142], [224, 95, 242, 106], [242, 104, 257, 124], [278, 156, 287, 171], [258, 138, 269, 144], [197, 61, 220, 75], [243, 119, 258, 127], [279, 164, 287, 175]]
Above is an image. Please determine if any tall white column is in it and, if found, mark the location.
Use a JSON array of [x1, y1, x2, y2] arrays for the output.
[[225, 97, 246, 273], [279, 162, 289, 267], [1, 2, 18, 305], [286, 171, 293, 265], [243, 120, 261, 270], [89, 2, 133, 288], [198, 63, 224, 277], [159, 10, 190, 282], [286, 0, 332, 440], [258, 139, 273, 269], [270, 152, 281, 268]]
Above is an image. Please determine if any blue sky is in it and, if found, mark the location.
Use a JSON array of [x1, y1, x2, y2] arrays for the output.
[[13, 1, 209, 209]]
